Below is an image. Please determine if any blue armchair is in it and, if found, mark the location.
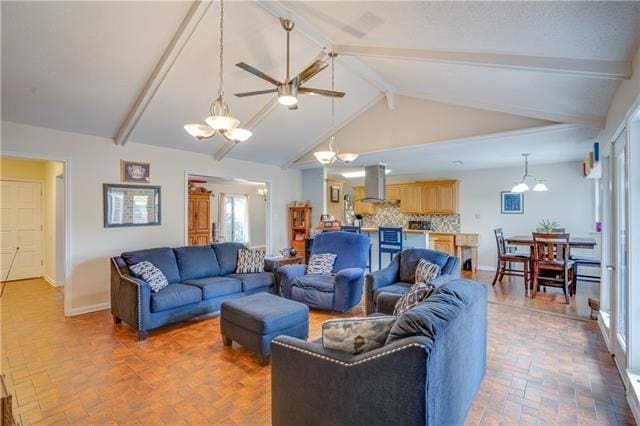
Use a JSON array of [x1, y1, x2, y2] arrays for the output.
[[279, 232, 370, 312], [364, 248, 460, 315]]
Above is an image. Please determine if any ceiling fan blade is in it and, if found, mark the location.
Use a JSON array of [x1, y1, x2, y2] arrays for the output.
[[298, 87, 346, 98], [234, 88, 278, 98], [294, 60, 328, 85], [236, 62, 281, 86]]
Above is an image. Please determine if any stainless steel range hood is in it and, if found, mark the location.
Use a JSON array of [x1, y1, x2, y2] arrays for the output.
[[362, 164, 386, 203]]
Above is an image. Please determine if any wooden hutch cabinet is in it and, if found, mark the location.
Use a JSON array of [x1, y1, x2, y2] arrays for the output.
[[289, 206, 311, 261], [188, 190, 212, 246]]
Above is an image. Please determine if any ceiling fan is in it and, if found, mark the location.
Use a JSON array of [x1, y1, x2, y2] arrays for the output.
[[234, 18, 346, 110]]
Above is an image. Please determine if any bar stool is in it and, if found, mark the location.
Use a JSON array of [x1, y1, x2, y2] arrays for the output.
[[341, 225, 372, 272], [378, 227, 403, 270]]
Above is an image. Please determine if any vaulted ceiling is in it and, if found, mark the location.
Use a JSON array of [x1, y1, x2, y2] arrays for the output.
[[2, 1, 639, 172]]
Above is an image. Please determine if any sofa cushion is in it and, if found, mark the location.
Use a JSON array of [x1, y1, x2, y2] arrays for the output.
[[129, 261, 168, 292], [386, 279, 486, 344], [213, 242, 247, 276], [373, 281, 412, 298], [182, 276, 242, 300], [291, 274, 336, 293], [221, 292, 309, 334], [173, 246, 220, 281], [226, 272, 274, 292], [235, 249, 265, 274], [150, 283, 202, 313], [122, 247, 181, 284], [399, 248, 452, 284], [322, 316, 396, 355]]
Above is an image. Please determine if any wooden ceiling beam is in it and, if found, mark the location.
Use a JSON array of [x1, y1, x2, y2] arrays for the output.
[[334, 45, 631, 80], [114, 1, 212, 146]]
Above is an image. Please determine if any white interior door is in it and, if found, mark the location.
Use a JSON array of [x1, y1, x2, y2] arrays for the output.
[[0, 180, 43, 281]]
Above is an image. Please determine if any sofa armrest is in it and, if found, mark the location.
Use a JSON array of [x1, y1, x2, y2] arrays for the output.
[[364, 254, 400, 314], [271, 335, 430, 425], [334, 268, 365, 312], [110, 258, 151, 335], [277, 264, 307, 298]]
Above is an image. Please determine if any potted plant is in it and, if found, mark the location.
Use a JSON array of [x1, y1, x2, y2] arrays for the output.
[[538, 219, 561, 233]]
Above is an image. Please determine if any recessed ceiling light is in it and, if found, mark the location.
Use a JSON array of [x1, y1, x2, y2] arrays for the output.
[[452, 160, 464, 165]]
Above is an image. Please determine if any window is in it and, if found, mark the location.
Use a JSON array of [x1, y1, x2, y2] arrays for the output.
[[223, 195, 249, 243]]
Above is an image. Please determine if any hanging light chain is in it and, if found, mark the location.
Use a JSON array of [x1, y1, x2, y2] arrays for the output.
[[218, 0, 225, 97]]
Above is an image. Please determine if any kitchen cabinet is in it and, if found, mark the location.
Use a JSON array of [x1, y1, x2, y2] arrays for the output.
[[417, 180, 459, 214], [429, 233, 455, 256], [353, 186, 377, 215], [385, 184, 401, 201], [399, 184, 422, 213]]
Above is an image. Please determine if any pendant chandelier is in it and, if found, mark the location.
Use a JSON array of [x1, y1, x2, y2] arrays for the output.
[[511, 153, 548, 193], [184, 0, 251, 143], [313, 53, 358, 165]]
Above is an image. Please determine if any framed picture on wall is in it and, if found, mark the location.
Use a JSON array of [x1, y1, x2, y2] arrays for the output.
[[330, 186, 340, 203], [501, 191, 524, 214], [121, 160, 151, 183]]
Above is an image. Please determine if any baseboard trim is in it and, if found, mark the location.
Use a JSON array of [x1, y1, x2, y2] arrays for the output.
[[627, 375, 640, 425], [42, 274, 58, 287], [477, 265, 496, 272], [69, 302, 110, 316]]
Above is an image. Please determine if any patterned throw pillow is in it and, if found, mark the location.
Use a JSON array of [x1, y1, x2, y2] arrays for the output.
[[393, 282, 435, 316], [322, 316, 396, 355], [414, 258, 441, 284], [235, 249, 265, 274], [129, 261, 169, 292], [306, 253, 337, 275]]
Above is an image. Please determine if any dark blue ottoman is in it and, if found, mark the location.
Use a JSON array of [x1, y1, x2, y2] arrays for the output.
[[220, 293, 309, 365]]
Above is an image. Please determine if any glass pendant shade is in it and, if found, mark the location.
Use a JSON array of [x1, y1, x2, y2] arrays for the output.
[[314, 150, 336, 165], [184, 124, 215, 140], [205, 115, 240, 132], [533, 182, 548, 192], [224, 127, 252, 143], [337, 153, 358, 163], [511, 182, 529, 193]]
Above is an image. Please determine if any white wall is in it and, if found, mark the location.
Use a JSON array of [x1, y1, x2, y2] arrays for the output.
[[380, 161, 596, 269], [301, 167, 326, 227], [1, 121, 301, 314], [198, 181, 267, 247]]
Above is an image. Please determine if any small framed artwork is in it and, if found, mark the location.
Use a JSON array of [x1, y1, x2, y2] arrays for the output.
[[501, 191, 524, 214], [330, 186, 340, 203], [121, 160, 151, 183]]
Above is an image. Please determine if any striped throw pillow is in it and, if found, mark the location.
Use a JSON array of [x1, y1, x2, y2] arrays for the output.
[[307, 253, 337, 275], [129, 261, 169, 292], [414, 258, 441, 284], [235, 249, 265, 274], [393, 282, 435, 316]]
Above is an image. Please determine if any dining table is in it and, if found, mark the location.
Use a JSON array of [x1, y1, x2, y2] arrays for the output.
[[505, 235, 597, 249]]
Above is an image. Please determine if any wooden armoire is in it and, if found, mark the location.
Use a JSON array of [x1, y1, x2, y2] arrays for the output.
[[188, 189, 212, 246]]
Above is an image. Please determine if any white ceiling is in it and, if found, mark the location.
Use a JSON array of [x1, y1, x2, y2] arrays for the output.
[[2, 1, 639, 172]]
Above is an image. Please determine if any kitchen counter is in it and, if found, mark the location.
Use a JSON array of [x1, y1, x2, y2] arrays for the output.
[[361, 227, 455, 235]]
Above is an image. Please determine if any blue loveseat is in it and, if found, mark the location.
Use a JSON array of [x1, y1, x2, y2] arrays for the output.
[[271, 279, 488, 425], [364, 248, 460, 315], [110, 242, 274, 340]]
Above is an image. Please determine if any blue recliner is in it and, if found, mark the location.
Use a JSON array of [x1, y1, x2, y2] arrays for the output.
[[278, 232, 370, 312], [364, 248, 460, 315]]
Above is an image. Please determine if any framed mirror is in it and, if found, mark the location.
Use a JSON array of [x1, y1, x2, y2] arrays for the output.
[[103, 184, 161, 227]]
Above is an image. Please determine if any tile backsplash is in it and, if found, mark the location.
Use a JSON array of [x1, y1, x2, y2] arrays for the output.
[[360, 202, 461, 233]]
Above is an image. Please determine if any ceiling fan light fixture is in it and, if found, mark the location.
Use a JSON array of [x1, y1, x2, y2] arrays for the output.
[[337, 152, 358, 163], [224, 127, 252, 143], [277, 83, 298, 106], [184, 124, 215, 140], [314, 150, 336, 165]]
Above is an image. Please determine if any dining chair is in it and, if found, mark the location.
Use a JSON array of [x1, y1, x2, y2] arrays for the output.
[[378, 227, 403, 270], [531, 232, 575, 304], [492, 228, 531, 294], [341, 226, 372, 272], [535, 228, 566, 233]]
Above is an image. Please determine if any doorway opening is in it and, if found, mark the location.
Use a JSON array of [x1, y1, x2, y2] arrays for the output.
[[186, 174, 270, 251], [0, 156, 67, 295]]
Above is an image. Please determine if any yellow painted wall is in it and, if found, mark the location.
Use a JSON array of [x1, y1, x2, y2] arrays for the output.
[[1, 156, 63, 285]]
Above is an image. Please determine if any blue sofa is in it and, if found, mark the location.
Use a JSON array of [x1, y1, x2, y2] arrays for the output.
[[364, 248, 460, 315], [278, 232, 370, 312], [271, 279, 488, 425], [110, 242, 274, 340]]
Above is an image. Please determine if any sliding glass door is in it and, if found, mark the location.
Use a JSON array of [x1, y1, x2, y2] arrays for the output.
[[611, 129, 629, 380]]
